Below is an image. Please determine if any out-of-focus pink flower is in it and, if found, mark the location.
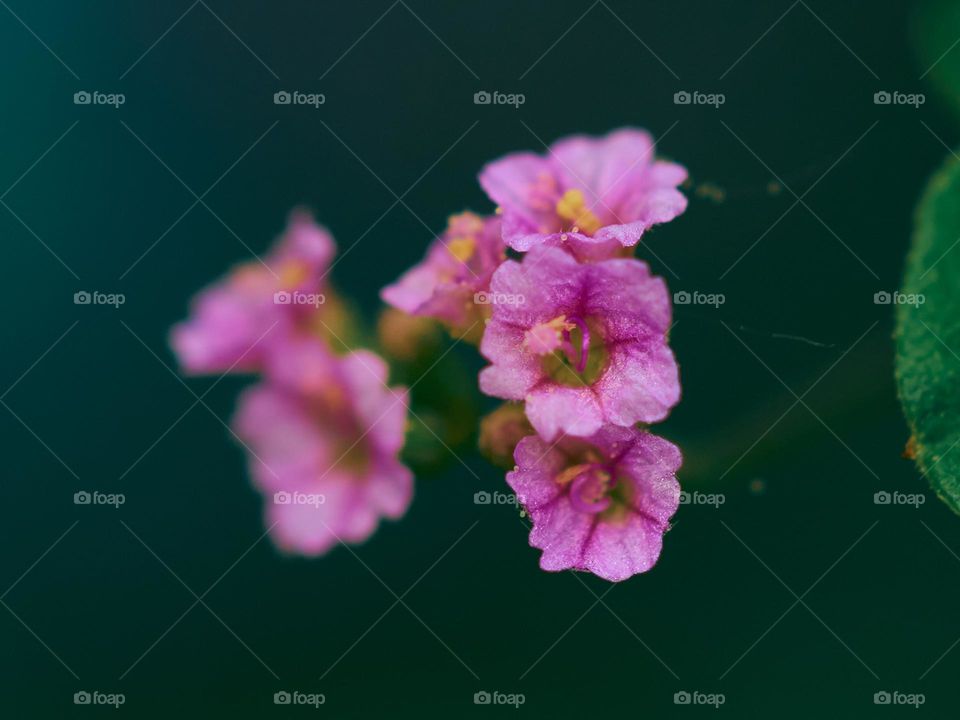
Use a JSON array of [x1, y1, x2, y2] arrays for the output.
[[479, 245, 679, 441], [171, 210, 334, 374], [479, 128, 687, 260], [381, 212, 505, 332], [233, 336, 412, 556], [507, 425, 681, 582]]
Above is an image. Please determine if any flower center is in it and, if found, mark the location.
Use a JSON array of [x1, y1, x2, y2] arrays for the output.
[[331, 437, 373, 475], [571, 471, 612, 514], [555, 189, 603, 236], [553, 448, 637, 523], [306, 390, 372, 477], [524, 315, 570, 356], [555, 462, 613, 514], [444, 212, 484, 265], [531, 314, 608, 387], [446, 236, 476, 263], [279, 259, 310, 290]]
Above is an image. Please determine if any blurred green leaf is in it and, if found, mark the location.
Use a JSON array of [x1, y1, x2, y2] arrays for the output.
[[896, 153, 960, 514], [915, 0, 960, 120]]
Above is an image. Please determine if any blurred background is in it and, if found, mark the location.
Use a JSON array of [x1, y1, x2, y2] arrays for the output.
[[1, 0, 958, 716]]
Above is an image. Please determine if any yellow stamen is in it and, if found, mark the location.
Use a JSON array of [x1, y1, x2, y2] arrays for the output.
[[446, 236, 476, 263], [555, 189, 602, 235], [279, 260, 309, 289], [522, 315, 573, 355], [555, 463, 595, 486]]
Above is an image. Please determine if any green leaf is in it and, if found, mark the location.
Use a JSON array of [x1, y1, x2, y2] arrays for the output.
[[896, 153, 960, 514], [914, 0, 960, 121]]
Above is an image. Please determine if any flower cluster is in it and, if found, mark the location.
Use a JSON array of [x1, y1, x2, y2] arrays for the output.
[[174, 127, 686, 581], [172, 211, 412, 556], [384, 128, 686, 581]]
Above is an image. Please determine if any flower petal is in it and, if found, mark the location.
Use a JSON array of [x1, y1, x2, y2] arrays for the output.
[[596, 342, 680, 425], [549, 128, 656, 211], [506, 435, 567, 509], [368, 460, 414, 518], [340, 350, 408, 455], [580, 510, 665, 581], [488, 246, 583, 326], [527, 493, 595, 572], [583, 258, 672, 340], [479, 322, 542, 399], [525, 383, 603, 440], [479, 152, 554, 230]]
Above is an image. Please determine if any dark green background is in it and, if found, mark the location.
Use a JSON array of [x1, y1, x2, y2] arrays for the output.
[[2, 1, 958, 717]]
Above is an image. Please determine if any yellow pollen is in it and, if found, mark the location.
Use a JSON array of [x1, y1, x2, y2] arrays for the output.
[[555, 189, 602, 235], [279, 260, 310, 289], [555, 463, 595, 486], [446, 236, 476, 263]]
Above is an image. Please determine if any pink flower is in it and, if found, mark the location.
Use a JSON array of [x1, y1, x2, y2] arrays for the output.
[[233, 336, 412, 556], [381, 212, 505, 332], [507, 425, 681, 582], [479, 128, 687, 260], [479, 245, 679, 441], [171, 210, 335, 374]]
